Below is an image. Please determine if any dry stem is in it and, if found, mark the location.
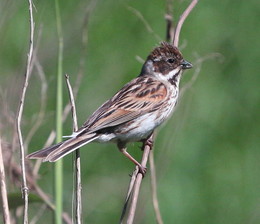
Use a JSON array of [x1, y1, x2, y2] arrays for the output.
[[65, 75, 82, 224], [173, 0, 198, 47], [149, 150, 164, 224], [165, 0, 174, 43], [0, 138, 11, 224], [16, 0, 34, 223]]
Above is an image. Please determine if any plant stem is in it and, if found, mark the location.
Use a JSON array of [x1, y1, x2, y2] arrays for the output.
[[54, 0, 64, 223], [16, 0, 34, 223]]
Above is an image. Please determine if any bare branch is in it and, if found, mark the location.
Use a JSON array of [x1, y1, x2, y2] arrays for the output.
[[16, 0, 34, 222], [149, 149, 164, 224], [165, 0, 174, 43], [65, 75, 79, 131], [0, 138, 11, 224], [65, 75, 82, 224], [173, 0, 198, 46]]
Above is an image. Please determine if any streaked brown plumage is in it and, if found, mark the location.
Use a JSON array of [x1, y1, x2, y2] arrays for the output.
[[27, 42, 192, 174]]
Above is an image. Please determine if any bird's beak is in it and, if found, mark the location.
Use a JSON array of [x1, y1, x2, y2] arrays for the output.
[[181, 60, 193, 69]]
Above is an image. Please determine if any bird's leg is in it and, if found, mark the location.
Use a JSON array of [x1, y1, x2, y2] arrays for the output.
[[141, 132, 154, 151], [117, 142, 147, 175]]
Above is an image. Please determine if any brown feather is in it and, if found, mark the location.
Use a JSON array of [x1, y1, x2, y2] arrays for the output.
[[78, 76, 168, 133]]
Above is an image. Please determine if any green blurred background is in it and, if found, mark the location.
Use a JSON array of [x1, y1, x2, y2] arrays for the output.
[[1, 0, 260, 223]]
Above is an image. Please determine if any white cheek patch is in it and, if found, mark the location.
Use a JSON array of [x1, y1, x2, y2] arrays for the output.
[[154, 67, 181, 82], [164, 68, 181, 80]]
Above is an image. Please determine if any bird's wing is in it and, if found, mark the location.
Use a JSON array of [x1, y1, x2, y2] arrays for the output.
[[78, 76, 168, 133]]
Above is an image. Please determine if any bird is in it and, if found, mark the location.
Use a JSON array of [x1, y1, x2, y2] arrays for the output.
[[27, 42, 192, 175]]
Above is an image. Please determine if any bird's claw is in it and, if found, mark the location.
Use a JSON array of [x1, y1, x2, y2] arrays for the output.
[[141, 138, 154, 151], [138, 165, 147, 177]]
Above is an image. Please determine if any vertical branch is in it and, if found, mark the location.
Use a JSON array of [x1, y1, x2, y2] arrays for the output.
[[65, 75, 82, 224], [0, 138, 11, 224], [149, 150, 163, 224], [16, 0, 34, 223], [54, 0, 64, 223], [173, 0, 198, 47], [165, 0, 174, 43]]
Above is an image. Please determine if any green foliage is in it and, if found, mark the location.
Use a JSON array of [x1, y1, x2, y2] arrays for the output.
[[1, 0, 260, 223]]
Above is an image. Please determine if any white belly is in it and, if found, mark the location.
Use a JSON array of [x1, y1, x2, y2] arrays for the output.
[[114, 113, 161, 142]]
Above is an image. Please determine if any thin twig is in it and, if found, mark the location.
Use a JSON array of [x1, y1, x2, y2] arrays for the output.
[[126, 133, 154, 224], [65, 75, 82, 224], [165, 0, 174, 43], [0, 138, 11, 224], [149, 150, 163, 224], [173, 0, 198, 46], [65, 75, 78, 131], [16, 0, 34, 223]]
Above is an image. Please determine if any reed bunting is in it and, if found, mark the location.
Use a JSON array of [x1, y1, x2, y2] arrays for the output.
[[27, 42, 192, 174]]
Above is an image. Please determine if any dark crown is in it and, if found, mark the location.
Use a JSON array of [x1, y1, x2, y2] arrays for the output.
[[147, 42, 183, 62]]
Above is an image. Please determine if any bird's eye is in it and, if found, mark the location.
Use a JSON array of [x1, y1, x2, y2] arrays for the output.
[[167, 58, 175, 63]]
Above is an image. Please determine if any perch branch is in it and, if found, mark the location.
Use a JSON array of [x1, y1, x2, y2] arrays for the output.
[[16, 0, 34, 222], [127, 134, 154, 223]]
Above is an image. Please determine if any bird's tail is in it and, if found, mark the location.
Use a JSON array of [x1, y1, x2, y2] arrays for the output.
[[26, 133, 98, 162]]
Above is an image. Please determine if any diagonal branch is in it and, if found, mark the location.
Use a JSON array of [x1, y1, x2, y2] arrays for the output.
[[127, 134, 154, 224]]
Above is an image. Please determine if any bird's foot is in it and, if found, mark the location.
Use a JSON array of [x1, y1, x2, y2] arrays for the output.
[[138, 165, 147, 177], [141, 138, 154, 151]]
